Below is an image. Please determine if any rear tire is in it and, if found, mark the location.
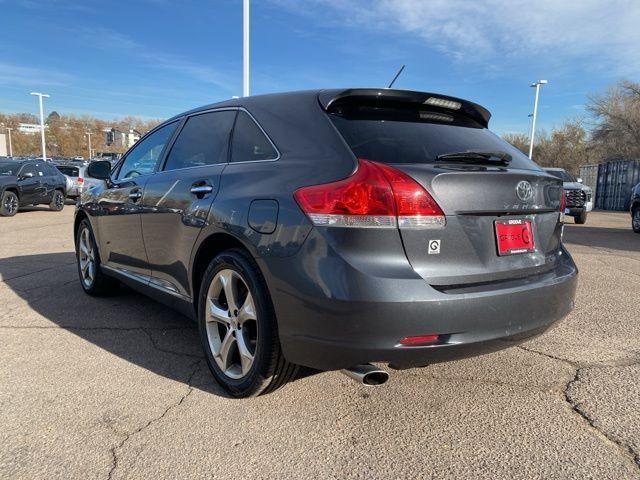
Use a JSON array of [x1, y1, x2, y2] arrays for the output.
[[76, 219, 119, 296], [632, 207, 640, 233], [198, 249, 298, 398], [0, 191, 19, 217], [49, 190, 65, 211], [574, 211, 587, 224]]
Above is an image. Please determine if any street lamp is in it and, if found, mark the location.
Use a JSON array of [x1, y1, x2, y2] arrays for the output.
[[243, 0, 250, 97], [30, 92, 50, 160], [528, 80, 547, 159], [5, 127, 13, 157], [86, 132, 93, 159]]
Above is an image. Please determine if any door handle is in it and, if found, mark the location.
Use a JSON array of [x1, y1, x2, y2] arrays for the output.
[[190, 185, 214, 195], [129, 191, 143, 201]]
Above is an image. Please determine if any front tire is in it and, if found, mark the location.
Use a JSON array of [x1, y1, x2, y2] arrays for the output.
[[76, 219, 118, 295], [0, 191, 19, 217], [574, 211, 587, 224], [49, 190, 65, 211], [632, 207, 640, 233], [198, 249, 298, 398]]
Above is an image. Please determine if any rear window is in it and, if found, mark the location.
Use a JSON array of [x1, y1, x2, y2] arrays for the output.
[[545, 169, 575, 182], [56, 166, 79, 177], [329, 106, 537, 170]]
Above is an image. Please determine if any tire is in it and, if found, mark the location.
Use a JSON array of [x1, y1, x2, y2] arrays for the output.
[[49, 190, 65, 212], [632, 207, 640, 233], [198, 248, 298, 397], [75, 219, 119, 296], [574, 211, 587, 224], [0, 190, 19, 217]]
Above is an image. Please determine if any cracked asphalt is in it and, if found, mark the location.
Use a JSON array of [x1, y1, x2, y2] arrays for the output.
[[0, 207, 638, 479]]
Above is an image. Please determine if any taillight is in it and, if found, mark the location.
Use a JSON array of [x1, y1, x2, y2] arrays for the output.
[[294, 158, 445, 229], [559, 188, 566, 223], [77, 177, 84, 184], [399, 334, 440, 346]]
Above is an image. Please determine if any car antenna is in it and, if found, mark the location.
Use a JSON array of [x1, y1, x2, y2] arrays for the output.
[[387, 65, 405, 88]]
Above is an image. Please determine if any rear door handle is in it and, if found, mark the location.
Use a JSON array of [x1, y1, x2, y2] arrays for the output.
[[190, 185, 214, 195]]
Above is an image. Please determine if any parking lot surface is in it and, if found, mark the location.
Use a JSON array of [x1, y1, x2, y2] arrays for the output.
[[1, 208, 639, 479]]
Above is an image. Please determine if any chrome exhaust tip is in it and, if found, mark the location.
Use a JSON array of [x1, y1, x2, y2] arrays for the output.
[[341, 364, 389, 386]]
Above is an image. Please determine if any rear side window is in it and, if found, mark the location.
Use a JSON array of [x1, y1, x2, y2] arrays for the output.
[[57, 166, 79, 177], [164, 111, 236, 171], [230, 111, 278, 162], [329, 106, 537, 170]]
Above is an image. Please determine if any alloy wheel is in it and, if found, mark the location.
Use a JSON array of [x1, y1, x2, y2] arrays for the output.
[[55, 192, 64, 209], [4, 194, 18, 215], [634, 209, 640, 231], [205, 269, 258, 379], [78, 228, 96, 288]]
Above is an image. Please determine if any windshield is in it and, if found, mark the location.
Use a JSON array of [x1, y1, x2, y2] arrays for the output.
[[545, 169, 575, 182], [329, 106, 539, 170], [0, 162, 20, 176]]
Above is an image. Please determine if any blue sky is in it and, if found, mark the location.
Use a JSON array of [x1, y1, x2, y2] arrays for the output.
[[1, 0, 638, 135]]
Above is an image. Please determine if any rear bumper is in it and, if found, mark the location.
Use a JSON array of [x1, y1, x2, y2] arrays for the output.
[[264, 236, 578, 371]]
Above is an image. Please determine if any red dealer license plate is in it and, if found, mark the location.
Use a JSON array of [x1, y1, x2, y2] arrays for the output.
[[494, 218, 535, 256]]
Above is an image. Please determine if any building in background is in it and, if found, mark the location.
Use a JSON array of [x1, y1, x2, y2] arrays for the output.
[[103, 127, 141, 149], [18, 123, 46, 134]]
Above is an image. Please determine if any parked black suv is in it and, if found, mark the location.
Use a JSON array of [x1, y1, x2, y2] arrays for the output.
[[0, 159, 67, 216], [75, 89, 577, 397]]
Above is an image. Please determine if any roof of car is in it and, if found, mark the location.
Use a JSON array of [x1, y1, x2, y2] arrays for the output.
[[543, 167, 566, 172], [164, 88, 492, 127]]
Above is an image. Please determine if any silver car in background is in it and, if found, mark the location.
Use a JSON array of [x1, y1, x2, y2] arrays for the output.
[[55, 164, 103, 200]]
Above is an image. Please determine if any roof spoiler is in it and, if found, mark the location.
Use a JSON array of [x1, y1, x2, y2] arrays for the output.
[[318, 88, 491, 127]]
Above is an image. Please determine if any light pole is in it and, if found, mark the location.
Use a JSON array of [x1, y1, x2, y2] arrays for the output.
[[528, 80, 547, 159], [86, 132, 93, 159], [243, 0, 249, 97], [30, 92, 50, 160], [5, 127, 12, 157]]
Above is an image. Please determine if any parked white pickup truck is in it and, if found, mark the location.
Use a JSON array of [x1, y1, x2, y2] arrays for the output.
[[544, 168, 593, 224]]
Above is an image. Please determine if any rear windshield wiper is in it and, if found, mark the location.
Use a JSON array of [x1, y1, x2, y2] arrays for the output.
[[435, 151, 512, 165]]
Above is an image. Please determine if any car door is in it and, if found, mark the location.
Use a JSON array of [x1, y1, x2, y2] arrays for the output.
[[140, 109, 237, 299], [16, 163, 40, 204], [96, 121, 179, 280]]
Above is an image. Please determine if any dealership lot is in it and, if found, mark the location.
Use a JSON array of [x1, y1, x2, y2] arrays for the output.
[[0, 209, 638, 479]]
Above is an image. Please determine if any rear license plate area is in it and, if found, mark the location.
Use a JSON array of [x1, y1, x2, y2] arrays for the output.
[[494, 218, 534, 256]]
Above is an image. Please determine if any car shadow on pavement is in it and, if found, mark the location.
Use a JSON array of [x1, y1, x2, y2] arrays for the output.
[[563, 224, 640, 253], [0, 252, 318, 397]]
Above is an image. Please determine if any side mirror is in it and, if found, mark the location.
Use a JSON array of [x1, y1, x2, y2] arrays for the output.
[[21, 172, 34, 179], [577, 177, 583, 183], [87, 160, 112, 180]]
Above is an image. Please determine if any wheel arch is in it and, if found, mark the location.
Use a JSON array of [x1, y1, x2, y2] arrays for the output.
[[191, 232, 259, 312], [73, 210, 90, 246]]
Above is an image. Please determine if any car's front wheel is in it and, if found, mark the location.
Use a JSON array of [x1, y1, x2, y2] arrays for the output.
[[198, 249, 298, 397], [76, 219, 118, 295], [0, 191, 19, 217], [632, 207, 640, 233], [49, 190, 65, 211]]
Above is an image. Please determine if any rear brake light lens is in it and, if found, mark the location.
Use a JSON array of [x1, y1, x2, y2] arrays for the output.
[[77, 177, 84, 184], [294, 158, 445, 229], [559, 188, 566, 212]]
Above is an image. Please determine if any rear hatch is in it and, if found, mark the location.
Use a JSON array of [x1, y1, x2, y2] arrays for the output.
[[324, 90, 563, 287]]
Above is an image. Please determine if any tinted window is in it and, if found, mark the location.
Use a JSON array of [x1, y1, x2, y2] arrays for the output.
[[545, 169, 575, 182], [0, 162, 20, 176], [164, 111, 236, 171], [329, 106, 538, 170], [20, 164, 37, 177], [116, 122, 177, 180], [230, 111, 278, 162], [57, 166, 79, 177]]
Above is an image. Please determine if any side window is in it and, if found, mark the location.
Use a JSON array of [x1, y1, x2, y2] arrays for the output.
[[163, 111, 236, 171], [230, 111, 278, 162], [116, 121, 177, 180], [34, 163, 45, 177], [20, 164, 37, 178]]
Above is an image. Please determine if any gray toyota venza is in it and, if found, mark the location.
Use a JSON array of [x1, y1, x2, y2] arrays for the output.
[[75, 88, 578, 397]]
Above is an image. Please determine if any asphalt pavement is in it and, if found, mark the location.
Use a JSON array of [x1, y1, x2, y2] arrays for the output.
[[1, 207, 638, 479]]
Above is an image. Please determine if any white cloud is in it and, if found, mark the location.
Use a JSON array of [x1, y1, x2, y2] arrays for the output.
[[275, 0, 640, 75], [0, 62, 75, 87]]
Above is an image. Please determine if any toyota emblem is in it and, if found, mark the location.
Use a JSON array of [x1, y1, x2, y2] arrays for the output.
[[516, 181, 533, 201]]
